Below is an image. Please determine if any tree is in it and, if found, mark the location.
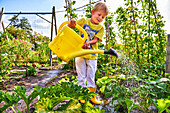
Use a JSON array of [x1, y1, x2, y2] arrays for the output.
[[8, 15, 19, 27], [8, 15, 32, 34], [7, 15, 33, 39], [17, 17, 32, 32]]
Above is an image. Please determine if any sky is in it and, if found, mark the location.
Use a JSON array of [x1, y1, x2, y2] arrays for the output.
[[0, 0, 170, 38]]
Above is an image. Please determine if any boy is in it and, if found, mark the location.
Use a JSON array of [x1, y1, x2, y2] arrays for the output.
[[69, 2, 109, 105]]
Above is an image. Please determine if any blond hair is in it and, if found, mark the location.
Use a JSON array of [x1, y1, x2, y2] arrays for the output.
[[93, 2, 109, 15]]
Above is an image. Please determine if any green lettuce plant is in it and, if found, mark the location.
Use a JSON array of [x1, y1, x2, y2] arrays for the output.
[[12, 86, 43, 113], [152, 97, 170, 113], [0, 91, 21, 113]]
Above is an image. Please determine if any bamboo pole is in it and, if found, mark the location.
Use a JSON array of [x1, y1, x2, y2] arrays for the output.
[[165, 34, 170, 74], [131, 0, 139, 63], [53, 7, 58, 36], [0, 8, 4, 74], [148, 0, 151, 63], [50, 6, 54, 67]]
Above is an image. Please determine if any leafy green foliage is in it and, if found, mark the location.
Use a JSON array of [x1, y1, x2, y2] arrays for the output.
[[64, 0, 78, 20], [7, 26, 29, 40], [115, 0, 166, 75], [125, 98, 140, 113], [12, 86, 43, 113], [152, 98, 170, 113], [139, 78, 170, 99], [34, 82, 104, 112], [104, 82, 134, 112], [0, 81, 104, 112], [0, 33, 16, 75], [0, 91, 21, 113], [12, 38, 33, 61], [96, 76, 116, 94], [26, 66, 36, 76], [0, 29, 50, 77], [35, 82, 90, 111]]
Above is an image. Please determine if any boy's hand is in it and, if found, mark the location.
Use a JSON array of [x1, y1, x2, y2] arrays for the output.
[[82, 42, 90, 49], [68, 19, 76, 28]]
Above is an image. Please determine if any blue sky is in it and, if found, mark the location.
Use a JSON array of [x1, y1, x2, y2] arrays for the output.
[[0, 0, 64, 12], [1, 0, 170, 37]]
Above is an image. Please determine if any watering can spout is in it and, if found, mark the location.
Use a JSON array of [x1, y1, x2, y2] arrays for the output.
[[48, 21, 119, 62], [104, 48, 119, 57], [67, 49, 104, 60], [67, 48, 119, 62]]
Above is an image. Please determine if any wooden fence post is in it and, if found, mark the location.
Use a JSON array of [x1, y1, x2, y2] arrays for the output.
[[0, 8, 5, 75], [50, 6, 55, 68], [165, 34, 170, 73]]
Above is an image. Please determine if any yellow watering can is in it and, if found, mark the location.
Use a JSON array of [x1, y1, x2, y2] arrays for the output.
[[48, 21, 118, 62]]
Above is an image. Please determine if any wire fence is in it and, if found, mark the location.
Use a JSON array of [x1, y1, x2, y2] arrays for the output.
[[2, 14, 52, 38]]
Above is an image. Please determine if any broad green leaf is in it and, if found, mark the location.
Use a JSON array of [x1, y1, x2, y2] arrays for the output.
[[157, 99, 166, 113], [125, 98, 132, 109], [157, 83, 167, 90], [149, 81, 157, 85], [157, 78, 169, 83], [130, 104, 140, 111], [119, 74, 126, 80], [100, 86, 105, 94]]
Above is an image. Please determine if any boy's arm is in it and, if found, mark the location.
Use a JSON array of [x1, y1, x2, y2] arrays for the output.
[[82, 36, 99, 49], [86, 36, 99, 45]]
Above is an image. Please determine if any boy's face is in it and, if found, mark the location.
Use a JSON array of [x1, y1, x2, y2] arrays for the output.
[[91, 10, 107, 24]]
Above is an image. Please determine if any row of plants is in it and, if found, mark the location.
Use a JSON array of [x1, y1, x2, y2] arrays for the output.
[[0, 25, 51, 89], [0, 61, 49, 90], [0, 78, 105, 113], [0, 65, 169, 113], [95, 51, 170, 112], [114, 0, 167, 75], [96, 74, 170, 113], [96, 53, 170, 112], [0, 30, 50, 74]]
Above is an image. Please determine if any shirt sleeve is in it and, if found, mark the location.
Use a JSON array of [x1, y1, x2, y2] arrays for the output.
[[77, 18, 85, 27], [95, 27, 104, 42]]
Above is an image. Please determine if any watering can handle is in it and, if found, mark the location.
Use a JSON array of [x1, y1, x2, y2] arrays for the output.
[[58, 21, 87, 42]]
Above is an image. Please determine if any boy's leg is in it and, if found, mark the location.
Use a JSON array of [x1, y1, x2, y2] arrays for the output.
[[75, 57, 87, 88], [86, 59, 97, 88], [86, 59, 101, 104]]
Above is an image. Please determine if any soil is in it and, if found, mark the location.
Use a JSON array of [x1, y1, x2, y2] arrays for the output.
[[0, 63, 77, 113]]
